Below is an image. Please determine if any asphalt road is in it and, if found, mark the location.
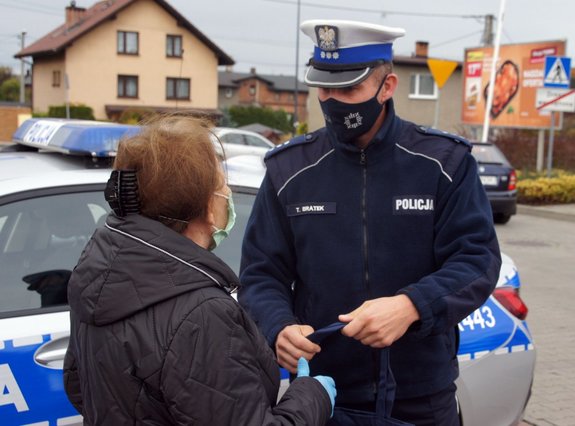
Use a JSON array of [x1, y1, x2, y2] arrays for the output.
[[495, 210, 575, 426]]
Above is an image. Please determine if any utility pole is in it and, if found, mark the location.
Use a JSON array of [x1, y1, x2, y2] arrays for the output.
[[481, 14, 495, 46], [19, 31, 26, 104], [65, 74, 71, 119], [293, 0, 301, 134]]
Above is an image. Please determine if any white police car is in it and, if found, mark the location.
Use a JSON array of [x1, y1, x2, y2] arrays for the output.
[[0, 119, 535, 426]]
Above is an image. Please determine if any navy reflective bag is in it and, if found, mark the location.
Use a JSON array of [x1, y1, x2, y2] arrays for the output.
[[308, 323, 412, 426]]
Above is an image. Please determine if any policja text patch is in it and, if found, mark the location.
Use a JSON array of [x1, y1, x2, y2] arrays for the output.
[[393, 196, 435, 215], [287, 202, 336, 216]]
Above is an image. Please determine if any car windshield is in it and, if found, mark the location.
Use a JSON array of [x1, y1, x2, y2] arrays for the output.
[[471, 144, 509, 166]]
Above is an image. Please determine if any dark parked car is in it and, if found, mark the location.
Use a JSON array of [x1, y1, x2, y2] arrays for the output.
[[471, 142, 517, 224]]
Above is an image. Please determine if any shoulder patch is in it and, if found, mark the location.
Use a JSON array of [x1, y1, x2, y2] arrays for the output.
[[415, 126, 471, 150], [265, 132, 318, 160]]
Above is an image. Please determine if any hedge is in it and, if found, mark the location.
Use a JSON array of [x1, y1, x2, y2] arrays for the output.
[[47, 104, 95, 120], [517, 172, 575, 204]]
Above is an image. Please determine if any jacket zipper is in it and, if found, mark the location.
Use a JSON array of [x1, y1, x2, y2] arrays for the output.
[[360, 150, 379, 399], [360, 150, 369, 292]]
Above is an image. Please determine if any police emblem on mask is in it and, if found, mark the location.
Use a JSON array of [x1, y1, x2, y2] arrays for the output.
[[315, 25, 338, 51], [344, 112, 363, 129]]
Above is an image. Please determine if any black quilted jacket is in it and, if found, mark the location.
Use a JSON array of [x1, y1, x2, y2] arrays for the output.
[[64, 213, 330, 425]]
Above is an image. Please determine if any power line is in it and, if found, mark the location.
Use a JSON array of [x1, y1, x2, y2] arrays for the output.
[[0, 2, 62, 16], [235, 58, 308, 68], [432, 30, 484, 48], [264, 0, 486, 19], [10, 0, 62, 12], [211, 34, 295, 48], [502, 29, 514, 43]]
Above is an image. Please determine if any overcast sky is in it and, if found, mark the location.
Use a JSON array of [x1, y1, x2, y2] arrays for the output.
[[0, 0, 572, 78]]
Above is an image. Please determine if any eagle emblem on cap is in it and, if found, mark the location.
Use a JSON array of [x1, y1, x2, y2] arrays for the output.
[[315, 25, 338, 51]]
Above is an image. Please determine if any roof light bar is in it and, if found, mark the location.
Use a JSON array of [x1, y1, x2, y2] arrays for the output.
[[12, 118, 140, 158]]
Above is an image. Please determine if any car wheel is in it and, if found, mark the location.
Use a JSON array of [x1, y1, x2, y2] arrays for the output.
[[494, 213, 511, 224]]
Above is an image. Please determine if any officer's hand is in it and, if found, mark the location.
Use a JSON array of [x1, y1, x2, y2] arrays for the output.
[[297, 357, 336, 417], [338, 295, 420, 348], [276, 324, 321, 373]]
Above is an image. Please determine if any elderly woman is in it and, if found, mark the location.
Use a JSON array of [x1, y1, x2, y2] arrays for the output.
[[63, 116, 334, 425]]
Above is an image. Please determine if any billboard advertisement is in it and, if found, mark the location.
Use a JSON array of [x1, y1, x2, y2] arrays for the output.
[[462, 40, 567, 128]]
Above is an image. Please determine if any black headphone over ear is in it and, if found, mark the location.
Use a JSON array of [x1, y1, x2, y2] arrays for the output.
[[104, 170, 140, 217]]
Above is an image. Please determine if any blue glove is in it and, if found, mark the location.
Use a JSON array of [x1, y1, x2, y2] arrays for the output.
[[297, 357, 336, 417]]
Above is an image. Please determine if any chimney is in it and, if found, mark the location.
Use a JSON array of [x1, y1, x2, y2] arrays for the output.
[[250, 67, 257, 75], [415, 41, 429, 58], [66, 1, 87, 26]]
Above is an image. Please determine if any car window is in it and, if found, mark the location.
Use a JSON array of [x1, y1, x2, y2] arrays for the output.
[[213, 190, 255, 275], [244, 135, 272, 148], [471, 144, 509, 165], [0, 191, 109, 314], [221, 133, 246, 146]]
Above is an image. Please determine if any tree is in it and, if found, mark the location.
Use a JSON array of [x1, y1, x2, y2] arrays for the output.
[[228, 105, 292, 133], [0, 67, 14, 86], [0, 77, 20, 102]]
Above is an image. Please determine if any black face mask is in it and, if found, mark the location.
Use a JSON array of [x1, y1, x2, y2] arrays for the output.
[[319, 75, 388, 144]]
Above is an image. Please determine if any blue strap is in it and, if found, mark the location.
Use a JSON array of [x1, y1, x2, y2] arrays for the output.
[[306, 321, 346, 344]]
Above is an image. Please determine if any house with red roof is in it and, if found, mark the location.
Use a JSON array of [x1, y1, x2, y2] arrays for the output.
[[15, 0, 234, 121]]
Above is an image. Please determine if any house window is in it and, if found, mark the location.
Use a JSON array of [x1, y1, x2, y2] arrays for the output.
[[52, 70, 61, 87], [117, 31, 139, 55], [249, 85, 256, 96], [225, 88, 233, 98], [166, 35, 183, 57], [409, 73, 437, 99], [166, 78, 190, 100], [117, 75, 138, 98]]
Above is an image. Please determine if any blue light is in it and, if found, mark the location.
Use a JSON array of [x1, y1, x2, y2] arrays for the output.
[[12, 119, 141, 158]]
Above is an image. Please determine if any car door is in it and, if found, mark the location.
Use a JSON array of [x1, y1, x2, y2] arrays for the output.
[[0, 185, 108, 425]]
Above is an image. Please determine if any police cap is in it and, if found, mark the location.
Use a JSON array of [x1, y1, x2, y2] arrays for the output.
[[300, 19, 405, 88]]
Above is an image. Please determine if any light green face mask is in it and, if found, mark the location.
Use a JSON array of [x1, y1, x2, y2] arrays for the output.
[[211, 192, 236, 250]]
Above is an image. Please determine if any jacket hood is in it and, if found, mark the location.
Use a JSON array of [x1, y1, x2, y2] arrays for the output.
[[68, 213, 240, 326]]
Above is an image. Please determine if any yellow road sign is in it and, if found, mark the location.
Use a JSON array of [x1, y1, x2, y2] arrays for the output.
[[427, 59, 459, 89]]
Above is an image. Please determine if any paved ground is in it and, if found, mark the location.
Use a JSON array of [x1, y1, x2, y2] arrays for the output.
[[517, 203, 575, 224], [497, 204, 575, 426]]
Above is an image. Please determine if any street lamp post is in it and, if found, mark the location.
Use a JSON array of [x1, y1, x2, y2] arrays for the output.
[[481, 0, 507, 142]]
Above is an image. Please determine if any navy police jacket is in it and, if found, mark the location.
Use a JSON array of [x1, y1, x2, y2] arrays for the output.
[[239, 100, 501, 402]]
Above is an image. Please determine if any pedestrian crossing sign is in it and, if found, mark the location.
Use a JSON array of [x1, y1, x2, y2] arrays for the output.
[[544, 56, 571, 88]]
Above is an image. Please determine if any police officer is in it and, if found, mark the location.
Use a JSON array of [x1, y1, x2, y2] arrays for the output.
[[239, 19, 501, 426]]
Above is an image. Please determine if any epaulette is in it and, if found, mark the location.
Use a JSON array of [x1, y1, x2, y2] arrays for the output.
[[415, 126, 471, 150], [265, 132, 318, 160]]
